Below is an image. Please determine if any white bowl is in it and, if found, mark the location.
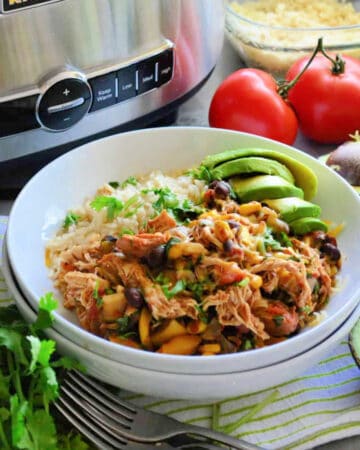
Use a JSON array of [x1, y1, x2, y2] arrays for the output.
[[6, 127, 360, 375], [3, 240, 360, 400]]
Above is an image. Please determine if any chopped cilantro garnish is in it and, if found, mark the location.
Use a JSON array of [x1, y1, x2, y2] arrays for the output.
[[172, 199, 204, 222], [273, 315, 284, 327], [187, 165, 213, 183], [152, 187, 179, 212], [93, 280, 102, 306], [278, 231, 293, 248], [63, 212, 81, 229], [312, 281, 320, 295], [186, 281, 205, 302], [90, 196, 124, 220], [122, 195, 143, 218], [263, 229, 282, 250], [300, 305, 312, 314], [162, 280, 185, 300], [121, 176, 138, 188], [108, 181, 120, 189], [158, 279, 186, 300], [194, 303, 209, 324], [118, 228, 135, 237], [237, 278, 250, 287], [116, 316, 131, 334], [243, 339, 253, 350]]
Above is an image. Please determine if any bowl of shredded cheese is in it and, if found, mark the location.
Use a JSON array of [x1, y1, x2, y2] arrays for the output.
[[226, 0, 360, 77]]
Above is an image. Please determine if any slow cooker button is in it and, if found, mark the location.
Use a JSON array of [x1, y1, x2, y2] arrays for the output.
[[89, 72, 117, 112], [117, 65, 137, 102], [137, 58, 157, 94], [157, 49, 174, 86], [37, 78, 92, 131]]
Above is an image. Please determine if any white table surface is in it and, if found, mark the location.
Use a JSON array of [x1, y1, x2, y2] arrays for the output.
[[1, 39, 359, 450]]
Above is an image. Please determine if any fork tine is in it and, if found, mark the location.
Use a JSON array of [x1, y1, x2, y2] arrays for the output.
[[68, 370, 136, 417], [55, 394, 128, 450], [60, 382, 132, 429]]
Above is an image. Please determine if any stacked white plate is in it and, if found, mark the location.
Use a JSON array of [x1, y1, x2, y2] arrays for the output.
[[5, 127, 360, 400]]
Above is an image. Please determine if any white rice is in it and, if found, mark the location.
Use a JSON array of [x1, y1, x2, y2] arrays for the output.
[[46, 170, 206, 265]]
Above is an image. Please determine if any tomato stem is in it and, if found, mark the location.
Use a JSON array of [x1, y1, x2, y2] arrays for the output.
[[278, 37, 346, 98]]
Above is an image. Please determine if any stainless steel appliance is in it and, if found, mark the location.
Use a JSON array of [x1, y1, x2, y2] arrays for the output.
[[0, 0, 224, 190]]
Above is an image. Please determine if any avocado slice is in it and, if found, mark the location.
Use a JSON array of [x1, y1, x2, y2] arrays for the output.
[[264, 197, 321, 223], [202, 148, 317, 200], [211, 157, 295, 184], [289, 217, 328, 235], [349, 319, 360, 369], [230, 175, 304, 203]]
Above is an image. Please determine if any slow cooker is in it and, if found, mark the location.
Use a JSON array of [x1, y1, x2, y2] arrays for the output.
[[0, 0, 224, 190]]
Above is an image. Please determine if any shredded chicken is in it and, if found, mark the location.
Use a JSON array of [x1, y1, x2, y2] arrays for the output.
[[203, 285, 269, 340], [251, 257, 312, 308], [116, 232, 169, 258]]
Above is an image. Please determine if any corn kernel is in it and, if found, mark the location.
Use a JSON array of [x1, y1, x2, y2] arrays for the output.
[[238, 202, 262, 216], [199, 343, 221, 354], [250, 275, 263, 289], [213, 220, 233, 242]]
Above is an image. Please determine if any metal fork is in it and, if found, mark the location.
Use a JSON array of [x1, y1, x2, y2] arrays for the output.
[[55, 392, 225, 449], [55, 370, 262, 450]]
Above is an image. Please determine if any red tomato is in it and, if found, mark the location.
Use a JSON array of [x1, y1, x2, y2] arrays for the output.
[[208, 68, 298, 145], [286, 54, 360, 144]]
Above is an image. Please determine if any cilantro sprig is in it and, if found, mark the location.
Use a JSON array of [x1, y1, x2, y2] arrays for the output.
[[0, 293, 91, 450], [63, 212, 81, 230], [142, 188, 203, 223], [90, 195, 143, 221]]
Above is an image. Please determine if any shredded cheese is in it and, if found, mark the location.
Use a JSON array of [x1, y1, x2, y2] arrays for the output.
[[226, 0, 360, 76]]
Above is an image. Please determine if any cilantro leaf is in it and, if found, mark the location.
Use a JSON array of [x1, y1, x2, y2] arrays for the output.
[[58, 431, 91, 450], [121, 176, 138, 188], [10, 394, 31, 447], [0, 329, 28, 366], [273, 315, 284, 327], [27, 409, 58, 450], [263, 229, 282, 251], [32, 293, 58, 332], [116, 316, 131, 334], [63, 212, 81, 229], [187, 165, 213, 182], [118, 228, 135, 237], [162, 280, 186, 300], [27, 336, 56, 373], [151, 188, 179, 212], [90, 196, 124, 220], [237, 278, 250, 287]]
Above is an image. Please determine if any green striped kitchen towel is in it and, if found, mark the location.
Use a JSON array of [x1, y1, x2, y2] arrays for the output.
[[1, 218, 360, 450]]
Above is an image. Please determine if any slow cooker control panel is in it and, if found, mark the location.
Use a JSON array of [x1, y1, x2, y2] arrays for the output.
[[0, 47, 174, 136], [37, 75, 92, 131]]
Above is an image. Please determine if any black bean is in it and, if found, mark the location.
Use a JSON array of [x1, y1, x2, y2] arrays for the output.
[[208, 180, 219, 189], [208, 180, 231, 199], [223, 239, 234, 253], [227, 219, 240, 229], [100, 235, 117, 253], [124, 287, 144, 309], [103, 235, 117, 242], [214, 181, 231, 199], [321, 243, 341, 261], [146, 245, 167, 268]]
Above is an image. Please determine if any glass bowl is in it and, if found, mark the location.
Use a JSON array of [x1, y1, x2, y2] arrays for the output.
[[225, 0, 360, 78]]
